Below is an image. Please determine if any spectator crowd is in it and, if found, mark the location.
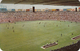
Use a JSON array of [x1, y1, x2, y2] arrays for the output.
[[0, 11, 80, 23]]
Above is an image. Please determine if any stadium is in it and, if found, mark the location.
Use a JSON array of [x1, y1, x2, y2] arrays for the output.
[[0, 0, 80, 51]]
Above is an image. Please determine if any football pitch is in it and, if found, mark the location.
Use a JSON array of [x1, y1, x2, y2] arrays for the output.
[[0, 20, 80, 51]]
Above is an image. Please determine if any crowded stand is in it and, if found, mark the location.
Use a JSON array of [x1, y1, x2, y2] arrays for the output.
[[0, 11, 80, 23]]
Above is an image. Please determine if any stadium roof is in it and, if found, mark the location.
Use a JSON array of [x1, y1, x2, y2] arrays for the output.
[[1, 0, 80, 6]]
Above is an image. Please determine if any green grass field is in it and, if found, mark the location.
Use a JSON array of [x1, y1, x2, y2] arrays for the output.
[[0, 20, 80, 51]]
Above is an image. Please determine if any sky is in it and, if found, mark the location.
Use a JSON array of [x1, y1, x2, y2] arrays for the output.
[[0, 0, 80, 9]]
